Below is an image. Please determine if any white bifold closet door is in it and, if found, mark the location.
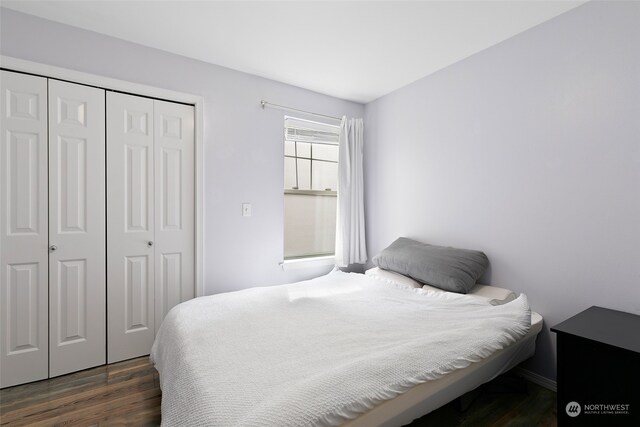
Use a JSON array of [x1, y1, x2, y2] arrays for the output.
[[0, 71, 49, 388], [0, 72, 106, 387], [153, 100, 195, 333], [48, 80, 106, 377], [107, 92, 194, 363]]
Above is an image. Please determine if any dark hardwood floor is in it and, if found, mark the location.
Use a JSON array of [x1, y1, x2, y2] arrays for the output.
[[409, 374, 557, 426], [0, 357, 161, 426], [0, 357, 556, 426]]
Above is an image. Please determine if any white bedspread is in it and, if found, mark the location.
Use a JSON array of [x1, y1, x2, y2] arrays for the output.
[[150, 270, 530, 426]]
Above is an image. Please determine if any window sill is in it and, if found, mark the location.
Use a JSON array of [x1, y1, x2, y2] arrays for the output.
[[280, 255, 335, 271], [285, 189, 337, 197]]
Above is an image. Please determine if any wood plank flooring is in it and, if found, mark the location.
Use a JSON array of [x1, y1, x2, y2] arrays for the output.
[[410, 374, 557, 426], [0, 357, 160, 426], [1, 357, 556, 426]]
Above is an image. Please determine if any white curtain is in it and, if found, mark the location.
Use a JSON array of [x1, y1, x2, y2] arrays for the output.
[[335, 117, 367, 267]]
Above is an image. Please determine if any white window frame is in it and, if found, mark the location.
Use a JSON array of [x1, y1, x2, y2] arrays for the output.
[[280, 255, 336, 271], [283, 115, 340, 264]]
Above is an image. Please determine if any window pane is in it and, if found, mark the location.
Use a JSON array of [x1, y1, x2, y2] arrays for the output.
[[297, 142, 311, 158], [311, 160, 338, 191], [284, 157, 297, 189], [312, 143, 339, 162], [296, 158, 311, 189], [284, 140, 296, 157], [284, 193, 337, 259]]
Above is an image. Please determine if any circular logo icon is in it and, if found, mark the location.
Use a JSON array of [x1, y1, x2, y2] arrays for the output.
[[566, 401, 581, 417]]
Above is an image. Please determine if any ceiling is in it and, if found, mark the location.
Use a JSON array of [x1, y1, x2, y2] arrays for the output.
[[1, 1, 585, 103]]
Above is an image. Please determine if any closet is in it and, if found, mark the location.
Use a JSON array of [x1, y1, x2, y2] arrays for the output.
[[0, 70, 195, 388]]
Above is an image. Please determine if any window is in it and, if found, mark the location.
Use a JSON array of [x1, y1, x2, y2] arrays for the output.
[[283, 116, 340, 260]]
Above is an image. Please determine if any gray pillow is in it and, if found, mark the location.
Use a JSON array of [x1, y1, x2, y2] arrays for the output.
[[371, 237, 489, 294]]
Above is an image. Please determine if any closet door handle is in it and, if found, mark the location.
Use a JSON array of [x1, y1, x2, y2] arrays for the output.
[[50, 245, 58, 252], [147, 241, 154, 247]]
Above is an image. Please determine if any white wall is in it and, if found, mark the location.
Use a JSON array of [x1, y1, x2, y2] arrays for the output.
[[364, 1, 640, 381], [0, 8, 364, 294]]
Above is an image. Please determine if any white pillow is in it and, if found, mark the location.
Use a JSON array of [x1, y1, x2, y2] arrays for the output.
[[366, 267, 516, 305], [469, 284, 517, 305], [425, 281, 516, 305], [365, 267, 423, 289]]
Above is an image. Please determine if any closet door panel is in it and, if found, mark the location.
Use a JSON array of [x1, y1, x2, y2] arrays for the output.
[[0, 71, 49, 388], [153, 101, 195, 333], [107, 92, 155, 363], [48, 80, 106, 377]]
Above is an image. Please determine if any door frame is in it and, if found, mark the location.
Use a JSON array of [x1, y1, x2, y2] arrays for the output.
[[0, 55, 206, 297]]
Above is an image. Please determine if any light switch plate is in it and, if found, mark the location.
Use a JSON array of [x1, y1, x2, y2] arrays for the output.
[[242, 203, 252, 217]]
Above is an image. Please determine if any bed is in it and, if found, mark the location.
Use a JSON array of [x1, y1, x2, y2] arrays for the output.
[[346, 273, 543, 427], [151, 267, 542, 426]]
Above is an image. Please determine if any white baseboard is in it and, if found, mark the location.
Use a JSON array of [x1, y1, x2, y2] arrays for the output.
[[514, 367, 557, 392]]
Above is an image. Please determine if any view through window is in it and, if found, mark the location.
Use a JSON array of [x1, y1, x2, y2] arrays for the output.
[[283, 116, 340, 259]]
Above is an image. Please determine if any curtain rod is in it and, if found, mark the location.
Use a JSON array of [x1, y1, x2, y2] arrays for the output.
[[260, 100, 342, 121]]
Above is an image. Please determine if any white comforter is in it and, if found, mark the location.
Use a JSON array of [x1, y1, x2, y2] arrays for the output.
[[151, 270, 530, 426]]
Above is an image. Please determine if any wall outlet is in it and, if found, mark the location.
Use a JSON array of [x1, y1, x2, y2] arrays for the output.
[[242, 203, 252, 217]]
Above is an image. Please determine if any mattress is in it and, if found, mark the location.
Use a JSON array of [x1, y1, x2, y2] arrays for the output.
[[346, 312, 543, 426]]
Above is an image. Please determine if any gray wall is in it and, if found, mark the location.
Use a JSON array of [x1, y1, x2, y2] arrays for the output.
[[0, 8, 364, 294], [364, 0, 640, 380]]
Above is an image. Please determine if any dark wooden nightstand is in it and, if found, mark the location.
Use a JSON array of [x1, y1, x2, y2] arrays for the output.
[[551, 306, 640, 426]]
